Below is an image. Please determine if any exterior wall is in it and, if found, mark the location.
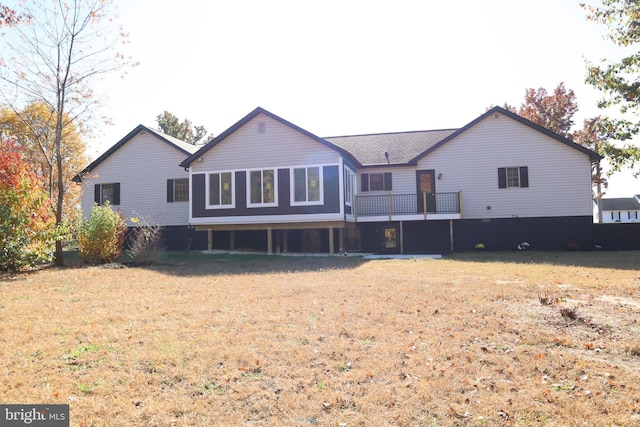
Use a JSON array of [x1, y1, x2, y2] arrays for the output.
[[416, 114, 594, 219], [79, 131, 190, 226], [601, 210, 640, 223], [191, 165, 341, 222], [191, 113, 341, 172], [189, 113, 344, 224]]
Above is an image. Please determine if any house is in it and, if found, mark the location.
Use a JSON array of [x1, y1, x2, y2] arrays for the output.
[[598, 195, 640, 223], [177, 106, 601, 253], [72, 125, 201, 250]]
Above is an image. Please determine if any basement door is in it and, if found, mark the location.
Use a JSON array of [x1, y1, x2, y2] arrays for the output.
[[382, 225, 399, 254]]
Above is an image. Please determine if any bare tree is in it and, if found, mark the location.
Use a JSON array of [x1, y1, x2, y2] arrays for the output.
[[0, 0, 134, 265]]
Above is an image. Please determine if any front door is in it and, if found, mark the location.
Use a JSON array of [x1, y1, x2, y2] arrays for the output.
[[416, 170, 436, 213]]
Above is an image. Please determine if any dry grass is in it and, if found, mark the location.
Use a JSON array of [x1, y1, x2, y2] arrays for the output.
[[1, 250, 640, 426]]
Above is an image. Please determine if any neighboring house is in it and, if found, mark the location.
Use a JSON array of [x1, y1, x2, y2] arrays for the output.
[[598, 195, 640, 223], [72, 125, 200, 250], [177, 106, 601, 253]]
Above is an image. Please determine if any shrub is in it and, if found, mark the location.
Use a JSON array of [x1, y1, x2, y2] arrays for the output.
[[126, 219, 165, 265], [0, 140, 63, 272], [78, 202, 127, 263]]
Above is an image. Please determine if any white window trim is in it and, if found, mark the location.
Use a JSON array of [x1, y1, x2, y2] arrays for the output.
[[344, 167, 356, 207], [205, 171, 236, 209], [247, 169, 278, 208], [290, 165, 324, 206]]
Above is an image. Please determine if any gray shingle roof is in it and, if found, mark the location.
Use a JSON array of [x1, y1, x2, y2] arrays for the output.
[[324, 129, 458, 167], [601, 197, 640, 211]]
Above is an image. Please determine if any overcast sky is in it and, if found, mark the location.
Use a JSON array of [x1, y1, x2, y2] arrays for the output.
[[92, 0, 638, 196]]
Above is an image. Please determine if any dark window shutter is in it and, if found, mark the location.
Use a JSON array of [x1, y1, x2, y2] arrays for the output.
[[498, 168, 507, 189], [167, 179, 174, 203], [519, 167, 529, 188], [94, 184, 101, 204], [361, 174, 369, 192], [384, 173, 392, 191], [113, 183, 121, 205]]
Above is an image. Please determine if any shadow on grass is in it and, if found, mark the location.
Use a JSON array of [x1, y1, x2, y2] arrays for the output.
[[62, 249, 371, 276], [58, 248, 640, 276], [446, 250, 640, 271]]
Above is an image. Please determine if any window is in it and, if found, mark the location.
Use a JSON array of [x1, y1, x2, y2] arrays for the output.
[[208, 172, 234, 207], [344, 167, 356, 206], [292, 166, 322, 205], [167, 178, 189, 202], [248, 169, 277, 206], [361, 173, 392, 192], [94, 183, 120, 206], [498, 167, 529, 189]]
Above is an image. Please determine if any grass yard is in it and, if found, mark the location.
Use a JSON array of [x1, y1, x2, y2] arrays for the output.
[[1, 251, 640, 426]]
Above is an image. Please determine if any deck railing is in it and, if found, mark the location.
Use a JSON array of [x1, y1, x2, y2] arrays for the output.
[[354, 192, 461, 219]]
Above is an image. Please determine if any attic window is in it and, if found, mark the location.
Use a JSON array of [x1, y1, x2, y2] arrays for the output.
[[258, 122, 266, 133]]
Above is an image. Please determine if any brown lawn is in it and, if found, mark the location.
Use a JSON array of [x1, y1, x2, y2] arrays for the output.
[[1, 251, 639, 426]]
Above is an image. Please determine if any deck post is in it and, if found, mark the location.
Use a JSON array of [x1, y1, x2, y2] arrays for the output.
[[449, 219, 454, 253], [328, 226, 335, 255], [400, 220, 404, 255], [267, 228, 273, 254], [339, 228, 345, 254], [283, 229, 288, 253], [230, 230, 236, 250], [354, 195, 358, 222], [388, 192, 392, 222], [207, 229, 213, 252], [423, 192, 427, 220]]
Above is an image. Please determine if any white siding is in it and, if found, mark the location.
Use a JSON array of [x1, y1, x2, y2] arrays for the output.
[[191, 113, 341, 173], [80, 131, 191, 226], [416, 114, 594, 219]]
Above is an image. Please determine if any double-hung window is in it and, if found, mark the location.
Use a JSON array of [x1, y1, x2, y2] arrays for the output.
[[94, 183, 120, 206], [498, 167, 529, 188], [248, 169, 277, 207], [361, 173, 392, 192], [344, 167, 356, 206], [167, 178, 189, 202], [208, 172, 234, 208], [291, 166, 323, 205]]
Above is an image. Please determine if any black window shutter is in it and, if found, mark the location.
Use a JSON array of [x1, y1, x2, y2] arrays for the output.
[[94, 184, 101, 205], [384, 173, 392, 191], [113, 183, 121, 205], [361, 174, 369, 192], [519, 167, 529, 188], [167, 179, 174, 203], [498, 168, 507, 189]]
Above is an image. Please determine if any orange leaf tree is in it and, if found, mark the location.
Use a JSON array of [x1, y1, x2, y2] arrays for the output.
[[0, 140, 63, 272]]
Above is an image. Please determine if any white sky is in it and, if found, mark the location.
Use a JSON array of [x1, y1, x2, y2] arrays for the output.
[[91, 0, 639, 197]]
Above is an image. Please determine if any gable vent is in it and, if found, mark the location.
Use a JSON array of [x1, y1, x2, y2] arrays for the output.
[[258, 122, 266, 133]]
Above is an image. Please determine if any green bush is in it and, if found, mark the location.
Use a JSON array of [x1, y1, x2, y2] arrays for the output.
[[78, 202, 127, 263]]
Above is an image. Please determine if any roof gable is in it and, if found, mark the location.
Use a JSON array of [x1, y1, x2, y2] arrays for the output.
[[409, 106, 602, 164], [180, 107, 358, 168], [601, 197, 640, 211], [72, 125, 198, 182]]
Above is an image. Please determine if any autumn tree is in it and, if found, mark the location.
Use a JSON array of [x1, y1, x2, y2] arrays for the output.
[[0, 139, 61, 272], [492, 83, 579, 138], [0, 3, 25, 27], [583, 0, 640, 175], [0, 102, 88, 223], [156, 111, 212, 145], [0, 0, 133, 265]]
